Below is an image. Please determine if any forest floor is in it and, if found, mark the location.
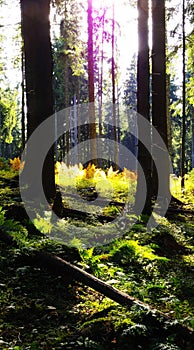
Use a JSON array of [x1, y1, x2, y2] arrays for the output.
[[0, 169, 194, 350]]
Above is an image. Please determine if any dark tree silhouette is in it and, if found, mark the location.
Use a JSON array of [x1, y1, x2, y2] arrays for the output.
[[152, 0, 170, 199], [87, 0, 97, 163], [135, 0, 152, 216], [21, 0, 55, 202]]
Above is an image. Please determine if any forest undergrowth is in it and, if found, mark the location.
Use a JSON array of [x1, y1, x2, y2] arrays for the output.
[[0, 160, 193, 350]]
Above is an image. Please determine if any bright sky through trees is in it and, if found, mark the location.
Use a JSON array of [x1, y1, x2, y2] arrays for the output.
[[91, 0, 138, 87], [0, 0, 20, 88], [0, 0, 138, 90], [0, 0, 191, 93]]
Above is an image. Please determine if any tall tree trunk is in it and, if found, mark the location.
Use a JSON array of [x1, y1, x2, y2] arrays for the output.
[[181, 0, 186, 188], [21, 49, 26, 152], [60, 17, 70, 164], [97, 8, 105, 168], [152, 0, 170, 200], [166, 74, 172, 158], [111, 2, 118, 170], [21, 0, 55, 202], [99, 8, 105, 138], [135, 0, 152, 216], [87, 0, 97, 165]]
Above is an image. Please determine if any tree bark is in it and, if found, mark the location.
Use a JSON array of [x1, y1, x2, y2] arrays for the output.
[[21, 49, 26, 151], [111, 2, 118, 170], [181, 0, 186, 188], [60, 17, 70, 163], [152, 0, 168, 146], [135, 0, 152, 216], [87, 0, 97, 164], [21, 0, 55, 202], [151, 0, 170, 199]]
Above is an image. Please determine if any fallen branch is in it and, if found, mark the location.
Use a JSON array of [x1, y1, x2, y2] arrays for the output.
[[32, 252, 150, 310], [0, 227, 193, 337], [1, 230, 193, 346], [0, 229, 167, 317]]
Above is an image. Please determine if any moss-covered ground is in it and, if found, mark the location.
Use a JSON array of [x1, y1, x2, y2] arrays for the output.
[[0, 166, 193, 350]]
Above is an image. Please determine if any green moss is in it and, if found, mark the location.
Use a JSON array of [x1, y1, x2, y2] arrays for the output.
[[110, 240, 168, 266]]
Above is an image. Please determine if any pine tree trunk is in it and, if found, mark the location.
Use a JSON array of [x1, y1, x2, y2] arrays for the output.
[[87, 0, 97, 164], [21, 49, 26, 151], [152, 0, 170, 200], [135, 0, 152, 216], [181, 0, 186, 188], [21, 0, 55, 202], [112, 2, 118, 170], [60, 16, 70, 164], [99, 9, 105, 138]]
